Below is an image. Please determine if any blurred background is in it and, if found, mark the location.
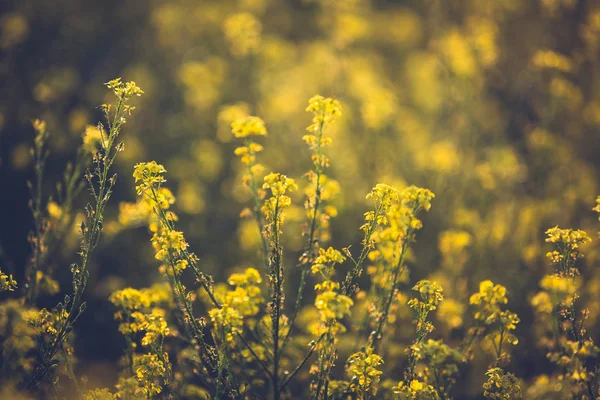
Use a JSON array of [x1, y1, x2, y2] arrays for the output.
[[1, 0, 600, 397]]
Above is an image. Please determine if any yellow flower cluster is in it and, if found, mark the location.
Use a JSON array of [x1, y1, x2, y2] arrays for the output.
[[119, 187, 176, 232], [469, 280, 508, 322], [364, 184, 400, 229], [393, 379, 438, 399], [133, 161, 167, 195], [407, 280, 444, 338], [234, 142, 264, 166], [82, 388, 114, 400], [401, 186, 435, 213], [109, 285, 172, 346], [0, 300, 39, 376], [131, 310, 170, 346], [550, 338, 600, 384], [30, 307, 69, 337], [209, 268, 263, 342], [109, 286, 170, 311], [408, 280, 444, 314], [305, 95, 342, 133], [133, 353, 168, 397], [544, 226, 590, 267], [315, 285, 353, 323], [231, 116, 267, 138], [482, 368, 522, 400], [346, 347, 384, 396], [261, 173, 297, 223], [470, 281, 520, 356], [0, 270, 17, 292], [311, 247, 346, 276], [104, 78, 144, 101], [150, 229, 187, 266], [304, 95, 341, 169]]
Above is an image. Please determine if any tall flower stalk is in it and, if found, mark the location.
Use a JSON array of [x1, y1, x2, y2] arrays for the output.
[[26, 78, 144, 391]]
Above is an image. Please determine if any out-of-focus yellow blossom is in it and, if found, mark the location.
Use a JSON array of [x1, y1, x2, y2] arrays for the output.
[[439, 230, 472, 256], [46, 201, 62, 220], [438, 29, 477, 78], [177, 182, 205, 215], [539, 0, 577, 15], [109, 285, 171, 312], [192, 140, 223, 179], [35, 271, 59, 296], [223, 13, 262, 57], [178, 58, 226, 111], [82, 124, 104, 153], [530, 291, 554, 314], [437, 299, 465, 329], [118, 186, 175, 231], [475, 147, 526, 191], [539, 274, 579, 306], [0, 13, 29, 49], [467, 17, 499, 67], [330, 12, 369, 49], [82, 388, 114, 400], [415, 141, 460, 174], [217, 102, 250, 142], [549, 77, 583, 108], [346, 347, 384, 396], [532, 50, 573, 72]]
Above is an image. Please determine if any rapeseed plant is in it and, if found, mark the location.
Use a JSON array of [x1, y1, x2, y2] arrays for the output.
[[2, 75, 600, 400]]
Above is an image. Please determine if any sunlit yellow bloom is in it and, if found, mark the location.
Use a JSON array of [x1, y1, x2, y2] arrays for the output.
[[231, 116, 267, 138], [346, 347, 384, 395], [223, 13, 262, 57]]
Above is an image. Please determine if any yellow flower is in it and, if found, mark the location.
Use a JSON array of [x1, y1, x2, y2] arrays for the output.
[[408, 280, 444, 312], [231, 116, 267, 138], [0, 270, 17, 292], [346, 347, 384, 395], [105, 78, 144, 100], [151, 229, 187, 262], [314, 289, 353, 322], [133, 161, 167, 195], [305, 94, 342, 133], [133, 353, 167, 397]]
